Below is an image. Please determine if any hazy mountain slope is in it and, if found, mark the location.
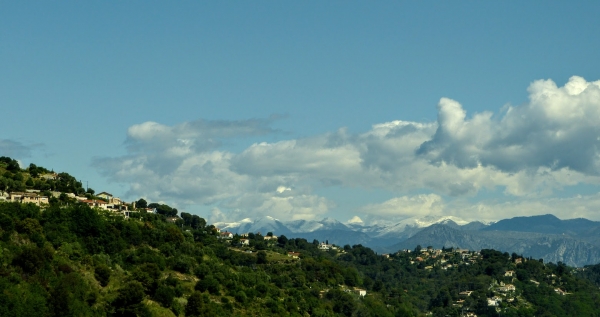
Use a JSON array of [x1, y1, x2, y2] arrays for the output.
[[460, 221, 489, 231], [483, 214, 600, 236], [388, 224, 600, 267]]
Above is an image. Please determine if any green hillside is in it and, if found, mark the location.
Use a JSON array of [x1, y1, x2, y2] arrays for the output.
[[1, 157, 600, 316]]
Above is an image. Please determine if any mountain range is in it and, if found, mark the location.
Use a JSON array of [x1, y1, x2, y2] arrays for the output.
[[214, 214, 600, 267]]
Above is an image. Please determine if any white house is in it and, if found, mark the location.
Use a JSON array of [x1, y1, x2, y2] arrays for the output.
[[220, 231, 233, 239], [96, 192, 113, 200], [354, 289, 367, 297], [82, 199, 109, 210]]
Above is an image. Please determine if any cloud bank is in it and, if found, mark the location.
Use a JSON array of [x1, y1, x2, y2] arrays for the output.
[[94, 76, 600, 222]]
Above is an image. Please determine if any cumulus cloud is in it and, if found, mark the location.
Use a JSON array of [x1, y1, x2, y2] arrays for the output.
[[418, 76, 600, 174], [225, 192, 334, 221], [95, 76, 600, 222]]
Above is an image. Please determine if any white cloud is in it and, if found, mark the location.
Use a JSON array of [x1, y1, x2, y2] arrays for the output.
[[359, 191, 600, 223], [225, 192, 334, 221], [445, 193, 600, 222], [360, 194, 445, 219], [208, 207, 228, 224], [418, 76, 600, 174], [95, 76, 600, 222]]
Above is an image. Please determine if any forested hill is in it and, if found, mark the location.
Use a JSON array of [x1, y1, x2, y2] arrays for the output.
[[2, 156, 600, 316], [2, 201, 600, 316]]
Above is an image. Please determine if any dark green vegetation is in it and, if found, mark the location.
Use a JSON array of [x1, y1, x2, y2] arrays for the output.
[[3, 203, 600, 316], [576, 262, 600, 288], [2, 158, 600, 316]]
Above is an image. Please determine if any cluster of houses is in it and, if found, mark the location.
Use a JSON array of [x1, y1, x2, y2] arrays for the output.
[[317, 287, 367, 299], [398, 247, 573, 316], [318, 242, 338, 251], [0, 189, 154, 219], [399, 247, 482, 270], [217, 230, 280, 244]]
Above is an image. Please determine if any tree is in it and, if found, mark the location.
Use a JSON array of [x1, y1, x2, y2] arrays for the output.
[[153, 284, 175, 308], [181, 212, 192, 226], [185, 292, 204, 316], [277, 235, 288, 245], [148, 203, 177, 216], [136, 198, 148, 209], [94, 264, 111, 287], [112, 281, 149, 317], [195, 275, 220, 294], [257, 251, 268, 264], [191, 215, 205, 229]]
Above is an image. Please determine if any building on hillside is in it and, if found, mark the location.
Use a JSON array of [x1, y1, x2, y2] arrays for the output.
[[530, 279, 540, 286], [96, 192, 113, 200], [219, 231, 233, 239], [81, 199, 109, 210], [240, 238, 250, 246], [554, 288, 569, 295], [354, 288, 367, 297], [166, 217, 179, 223], [8, 192, 49, 206], [288, 252, 300, 259], [122, 209, 139, 219], [497, 284, 516, 292], [459, 291, 473, 296], [319, 242, 333, 250], [487, 297, 500, 307]]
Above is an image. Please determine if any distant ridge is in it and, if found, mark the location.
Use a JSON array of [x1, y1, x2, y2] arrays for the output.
[[213, 213, 600, 266], [483, 214, 600, 235]]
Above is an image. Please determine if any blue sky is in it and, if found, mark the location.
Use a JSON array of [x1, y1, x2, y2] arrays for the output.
[[2, 2, 600, 223]]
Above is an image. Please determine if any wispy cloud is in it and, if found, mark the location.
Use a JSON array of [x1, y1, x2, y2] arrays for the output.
[[0, 139, 33, 159]]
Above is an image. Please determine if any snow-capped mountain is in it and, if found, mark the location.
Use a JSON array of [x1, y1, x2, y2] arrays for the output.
[[214, 216, 292, 236], [285, 218, 347, 233], [285, 219, 324, 233], [212, 214, 488, 250], [209, 214, 600, 266], [369, 215, 469, 239]]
